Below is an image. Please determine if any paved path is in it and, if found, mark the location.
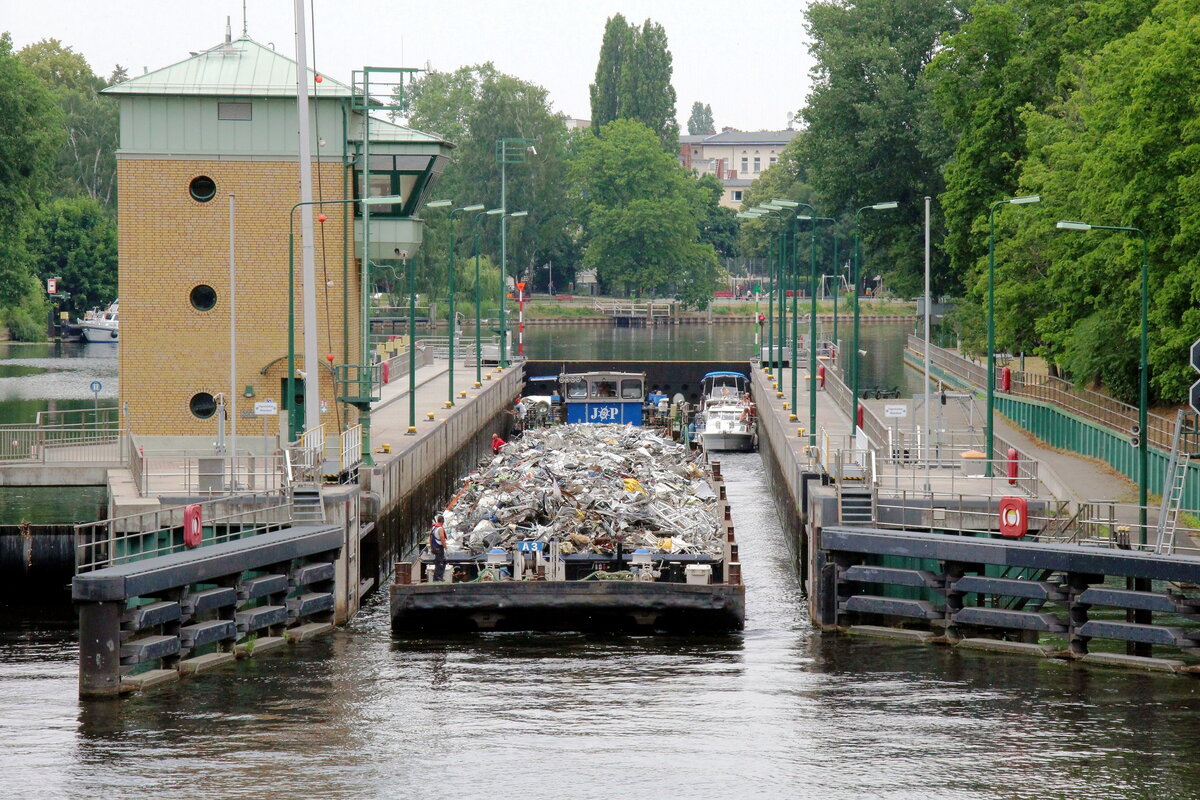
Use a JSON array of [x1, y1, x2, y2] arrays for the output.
[[368, 359, 515, 447]]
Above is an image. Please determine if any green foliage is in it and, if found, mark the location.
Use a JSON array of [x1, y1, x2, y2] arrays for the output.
[[572, 120, 720, 307], [402, 65, 574, 303], [589, 15, 633, 131], [589, 16, 679, 152], [27, 196, 117, 315], [1060, 312, 1139, 402], [687, 102, 715, 136], [798, 0, 959, 296], [18, 38, 118, 206]]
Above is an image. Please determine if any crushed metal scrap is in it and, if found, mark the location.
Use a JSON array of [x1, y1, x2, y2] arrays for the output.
[[440, 424, 720, 556]]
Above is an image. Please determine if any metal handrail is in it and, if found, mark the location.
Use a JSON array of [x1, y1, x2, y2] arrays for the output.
[[74, 489, 294, 573]]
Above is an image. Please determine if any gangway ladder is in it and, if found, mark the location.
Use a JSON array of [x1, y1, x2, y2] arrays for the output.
[[1153, 409, 1191, 554], [835, 450, 877, 525], [291, 484, 326, 525]]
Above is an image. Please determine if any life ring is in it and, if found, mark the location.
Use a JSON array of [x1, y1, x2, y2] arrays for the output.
[[183, 503, 203, 547]]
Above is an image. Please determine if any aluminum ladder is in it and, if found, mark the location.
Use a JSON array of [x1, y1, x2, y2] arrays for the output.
[[1153, 409, 1191, 554]]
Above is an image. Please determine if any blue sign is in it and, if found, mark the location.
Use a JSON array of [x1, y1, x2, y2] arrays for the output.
[[89, 381, 102, 393], [516, 540, 544, 552]]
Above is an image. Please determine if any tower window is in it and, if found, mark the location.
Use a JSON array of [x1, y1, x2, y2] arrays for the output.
[[189, 176, 217, 203], [189, 392, 217, 419], [190, 285, 217, 311]]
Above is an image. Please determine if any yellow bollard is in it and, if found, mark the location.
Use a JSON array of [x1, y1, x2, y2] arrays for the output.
[[474, 381, 481, 388], [782, 402, 789, 410], [775, 391, 784, 399], [459, 390, 467, 398], [789, 414, 797, 422], [407, 426, 417, 435], [484, 373, 492, 381], [427, 412, 436, 420], [378, 443, 392, 454], [444, 400, 453, 408], [797, 427, 806, 438]]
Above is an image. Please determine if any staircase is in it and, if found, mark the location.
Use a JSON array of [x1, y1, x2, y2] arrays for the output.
[[291, 484, 326, 525], [838, 483, 875, 524]]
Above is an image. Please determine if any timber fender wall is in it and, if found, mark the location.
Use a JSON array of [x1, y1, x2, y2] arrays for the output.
[[363, 368, 523, 587]]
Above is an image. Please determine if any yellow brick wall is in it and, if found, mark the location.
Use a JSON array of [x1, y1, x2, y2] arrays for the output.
[[117, 158, 362, 438]]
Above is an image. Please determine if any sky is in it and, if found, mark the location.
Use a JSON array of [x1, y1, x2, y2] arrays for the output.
[[2, 0, 813, 133]]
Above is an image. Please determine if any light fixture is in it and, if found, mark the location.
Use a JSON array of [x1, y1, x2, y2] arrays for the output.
[[1056, 220, 1091, 230], [486, 208, 504, 216], [1010, 194, 1041, 205], [461, 204, 486, 212], [871, 201, 899, 210], [363, 194, 407, 206], [425, 199, 452, 208], [771, 199, 800, 208]]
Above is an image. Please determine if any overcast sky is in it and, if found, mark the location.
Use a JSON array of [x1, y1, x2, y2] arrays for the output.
[[3, 0, 813, 132]]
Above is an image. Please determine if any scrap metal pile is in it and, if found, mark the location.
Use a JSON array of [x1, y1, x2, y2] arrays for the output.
[[441, 424, 720, 557]]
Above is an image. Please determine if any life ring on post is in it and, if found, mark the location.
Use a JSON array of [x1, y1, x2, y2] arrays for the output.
[[998, 496, 1027, 539], [183, 503, 203, 547]]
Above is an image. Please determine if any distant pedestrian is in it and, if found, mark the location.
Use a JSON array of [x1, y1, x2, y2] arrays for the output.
[[515, 398, 528, 430], [491, 433, 507, 454], [430, 513, 448, 582]]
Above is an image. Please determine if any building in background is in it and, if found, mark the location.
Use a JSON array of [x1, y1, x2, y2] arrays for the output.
[[680, 128, 798, 208], [104, 30, 450, 438]]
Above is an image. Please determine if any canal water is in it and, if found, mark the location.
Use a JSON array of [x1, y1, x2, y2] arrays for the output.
[[4, 324, 1198, 798]]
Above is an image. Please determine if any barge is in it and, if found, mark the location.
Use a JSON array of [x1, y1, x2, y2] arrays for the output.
[[390, 424, 744, 632]]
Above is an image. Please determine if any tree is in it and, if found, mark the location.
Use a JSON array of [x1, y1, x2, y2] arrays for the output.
[[18, 38, 118, 206], [27, 196, 117, 316], [572, 119, 720, 306], [589, 16, 680, 152], [620, 20, 679, 152], [687, 102, 715, 135], [696, 175, 739, 259], [0, 32, 61, 338], [399, 66, 574, 303], [589, 14, 633, 131], [798, 0, 960, 296]]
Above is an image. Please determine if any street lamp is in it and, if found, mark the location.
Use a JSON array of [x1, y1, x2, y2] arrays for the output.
[[758, 203, 790, 371], [1056, 219, 1150, 540], [426, 200, 485, 406], [985, 195, 1041, 473], [851, 201, 899, 430], [287, 194, 405, 458]]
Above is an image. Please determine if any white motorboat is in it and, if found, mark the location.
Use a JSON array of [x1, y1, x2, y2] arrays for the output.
[[697, 371, 756, 452], [79, 299, 119, 343]]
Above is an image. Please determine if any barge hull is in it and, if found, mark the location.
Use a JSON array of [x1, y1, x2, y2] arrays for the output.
[[390, 581, 745, 633]]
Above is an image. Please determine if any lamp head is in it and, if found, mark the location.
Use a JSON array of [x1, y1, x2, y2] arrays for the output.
[[363, 194, 406, 206], [509, 210, 528, 218], [1056, 220, 1091, 231], [759, 204, 784, 211], [461, 204, 486, 212], [1010, 194, 1041, 205], [771, 199, 800, 208], [425, 199, 452, 209], [872, 201, 899, 210], [486, 208, 504, 216]]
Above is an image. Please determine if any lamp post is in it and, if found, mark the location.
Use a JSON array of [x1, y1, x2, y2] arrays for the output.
[[473, 211, 497, 386], [426, 200, 485, 406], [495, 138, 537, 368], [737, 210, 767, 362], [851, 202, 899, 429], [287, 195, 404, 450], [485, 207, 527, 369], [986, 195, 1041, 474], [757, 203, 789, 370], [1057, 219, 1150, 540]]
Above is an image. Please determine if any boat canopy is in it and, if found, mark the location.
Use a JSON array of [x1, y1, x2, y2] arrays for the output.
[[701, 371, 748, 381]]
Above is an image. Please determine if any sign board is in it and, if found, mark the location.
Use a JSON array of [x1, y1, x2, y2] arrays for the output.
[[516, 540, 544, 553], [254, 399, 278, 416], [89, 380, 102, 393], [884, 404, 908, 418], [47, 278, 57, 295]]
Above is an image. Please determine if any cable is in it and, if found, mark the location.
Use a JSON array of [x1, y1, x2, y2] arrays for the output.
[[308, 0, 341, 432]]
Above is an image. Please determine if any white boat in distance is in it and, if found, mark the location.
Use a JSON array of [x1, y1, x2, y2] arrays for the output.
[[698, 371, 757, 452], [79, 299, 119, 343]]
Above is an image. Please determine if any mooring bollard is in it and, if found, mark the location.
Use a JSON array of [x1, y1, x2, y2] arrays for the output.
[[396, 562, 412, 584], [728, 562, 742, 585]]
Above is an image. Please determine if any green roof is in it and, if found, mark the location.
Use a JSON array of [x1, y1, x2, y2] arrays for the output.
[[103, 36, 353, 98], [352, 115, 451, 147]]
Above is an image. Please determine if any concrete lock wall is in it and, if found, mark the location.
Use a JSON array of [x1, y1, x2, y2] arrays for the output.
[[360, 369, 523, 589]]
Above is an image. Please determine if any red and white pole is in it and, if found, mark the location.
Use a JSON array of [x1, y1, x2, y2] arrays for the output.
[[517, 281, 526, 357]]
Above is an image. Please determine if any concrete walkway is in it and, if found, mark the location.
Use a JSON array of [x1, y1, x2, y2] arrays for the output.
[[369, 359, 516, 448]]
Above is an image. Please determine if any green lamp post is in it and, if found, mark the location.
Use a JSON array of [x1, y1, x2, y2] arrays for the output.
[[495, 138, 537, 368], [985, 195, 1041, 474], [426, 200, 485, 406], [851, 201, 899, 427], [1057, 220, 1149, 540]]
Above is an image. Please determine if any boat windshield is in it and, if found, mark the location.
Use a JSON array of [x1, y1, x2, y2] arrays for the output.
[[620, 379, 642, 399]]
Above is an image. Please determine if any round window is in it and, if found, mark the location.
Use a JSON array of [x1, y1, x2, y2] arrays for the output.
[[189, 175, 217, 202], [190, 284, 217, 311], [189, 392, 217, 419]]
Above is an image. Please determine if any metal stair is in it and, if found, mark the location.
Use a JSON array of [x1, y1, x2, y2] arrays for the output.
[[838, 484, 875, 525], [291, 484, 326, 525], [1154, 410, 1191, 555]]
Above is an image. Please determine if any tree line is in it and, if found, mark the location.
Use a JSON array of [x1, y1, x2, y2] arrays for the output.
[[740, 0, 1200, 406], [0, 35, 119, 340]]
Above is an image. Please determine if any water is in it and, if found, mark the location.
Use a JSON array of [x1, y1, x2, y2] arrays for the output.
[[4, 453, 1200, 798], [0, 342, 116, 524], [5, 324, 1200, 797]]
